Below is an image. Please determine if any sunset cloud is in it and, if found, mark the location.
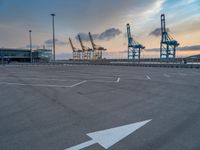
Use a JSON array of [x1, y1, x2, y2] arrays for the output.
[[75, 28, 122, 42]]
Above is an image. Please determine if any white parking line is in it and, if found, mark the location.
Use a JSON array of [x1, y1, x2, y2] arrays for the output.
[[179, 73, 187, 76], [0, 82, 71, 88], [116, 77, 120, 83], [0, 77, 78, 82], [146, 75, 151, 80], [88, 77, 120, 83], [70, 80, 87, 88], [0, 80, 87, 88], [163, 74, 170, 78]]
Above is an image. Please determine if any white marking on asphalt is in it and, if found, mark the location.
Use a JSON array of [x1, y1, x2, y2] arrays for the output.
[[65, 140, 96, 150], [0, 77, 78, 82], [163, 74, 170, 78], [69, 80, 87, 88], [0, 82, 71, 88], [88, 77, 120, 83], [89, 80, 117, 83], [65, 119, 152, 150], [0, 71, 40, 75], [179, 73, 187, 76], [0, 80, 87, 88], [91, 76, 117, 79], [116, 77, 120, 83], [146, 75, 151, 80]]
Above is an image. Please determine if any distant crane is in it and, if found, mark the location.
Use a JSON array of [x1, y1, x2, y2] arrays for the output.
[[89, 32, 106, 60], [127, 23, 145, 61], [69, 37, 82, 60], [160, 14, 179, 62], [78, 35, 92, 60]]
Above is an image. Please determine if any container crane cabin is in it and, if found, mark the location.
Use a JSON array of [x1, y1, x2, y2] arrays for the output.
[[89, 32, 106, 60], [69, 37, 82, 60]]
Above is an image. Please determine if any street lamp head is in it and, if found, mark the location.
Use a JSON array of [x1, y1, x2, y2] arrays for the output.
[[29, 30, 32, 33], [51, 13, 55, 16]]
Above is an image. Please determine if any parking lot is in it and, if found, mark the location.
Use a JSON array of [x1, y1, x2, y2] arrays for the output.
[[0, 64, 200, 150]]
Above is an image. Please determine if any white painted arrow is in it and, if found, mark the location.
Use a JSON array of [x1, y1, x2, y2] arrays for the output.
[[65, 119, 151, 150]]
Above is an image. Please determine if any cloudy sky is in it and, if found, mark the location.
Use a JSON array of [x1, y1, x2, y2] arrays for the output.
[[0, 0, 199, 59]]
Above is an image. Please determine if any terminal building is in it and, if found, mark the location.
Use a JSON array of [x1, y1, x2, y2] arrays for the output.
[[0, 48, 52, 63]]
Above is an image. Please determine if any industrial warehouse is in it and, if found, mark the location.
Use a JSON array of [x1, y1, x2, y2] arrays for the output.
[[0, 48, 52, 63]]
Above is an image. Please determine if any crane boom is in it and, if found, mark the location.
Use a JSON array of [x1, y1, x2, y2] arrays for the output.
[[69, 37, 75, 52], [89, 32, 95, 50], [78, 35, 84, 50], [89, 32, 106, 50], [127, 24, 133, 45], [88, 32, 106, 60], [69, 37, 82, 60], [161, 14, 167, 42], [161, 14, 166, 34]]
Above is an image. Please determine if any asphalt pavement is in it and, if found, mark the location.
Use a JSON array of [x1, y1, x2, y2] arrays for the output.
[[0, 65, 200, 150]]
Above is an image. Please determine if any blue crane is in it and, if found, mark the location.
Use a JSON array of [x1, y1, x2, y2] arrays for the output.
[[127, 23, 145, 61], [160, 14, 179, 62]]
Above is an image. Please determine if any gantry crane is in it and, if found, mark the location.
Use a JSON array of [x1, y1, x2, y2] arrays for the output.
[[78, 35, 92, 60], [89, 32, 106, 60], [160, 14, 179, 62], [127, 23, 145, 61], [69, 37, 82, 60]]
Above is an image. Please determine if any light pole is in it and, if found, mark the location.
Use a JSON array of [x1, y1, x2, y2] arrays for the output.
[[51, 13, 56, 62], [29, 30, 32, 63]]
